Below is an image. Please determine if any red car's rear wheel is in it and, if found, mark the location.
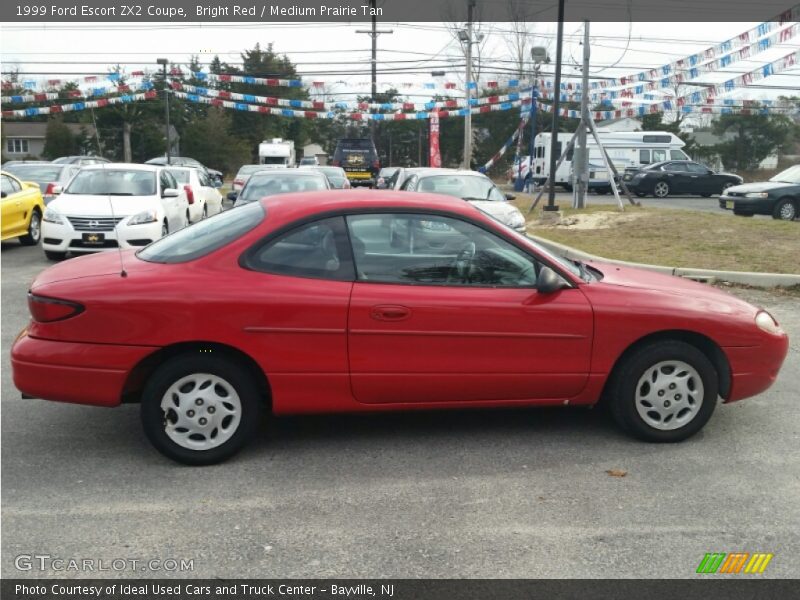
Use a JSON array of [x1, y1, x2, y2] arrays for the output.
[[141, 354, 264, 465]]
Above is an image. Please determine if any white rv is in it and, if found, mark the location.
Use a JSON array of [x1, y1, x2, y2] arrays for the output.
[[530, 131, 689, 192], [258, 138, 296, 167]]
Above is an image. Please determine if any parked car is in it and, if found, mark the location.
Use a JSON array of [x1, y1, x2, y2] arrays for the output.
[[1, 170, 44, 246], [399, 168, 527, 233], [3, 162, 80, 204], [11, 191, 789, 464], [390, 167, 429, 190], [623, 160, 742, 198], [234, 169, 330, 207], [376, 167, 399, 189], [719, 165, 800, 221], [298, 156, 319, 167], [52, 155, 110, 166], [331, 138, 380, 187], [166, 167, 224, 222], [41, 164, 190, 261], [299, 165, 350, 189], [145, 156, 224, 186]]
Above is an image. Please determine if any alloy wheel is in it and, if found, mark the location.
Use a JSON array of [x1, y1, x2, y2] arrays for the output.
[[635, 360, 704, 431], [654, 182, 670, 198], [29, 213, 41, 241], [779, 202, 796, 221]]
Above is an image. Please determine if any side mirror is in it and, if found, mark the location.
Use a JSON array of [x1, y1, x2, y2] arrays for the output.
[[505, 193, 516, 201], [52, 185, 64, 195], [227, 191, 238, 201], [536, 266, 567, 294], [162, 188, 180, 198], [214, 180, 223, 189]]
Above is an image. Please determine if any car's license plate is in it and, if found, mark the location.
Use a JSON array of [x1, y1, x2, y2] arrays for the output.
[[82, 232, 105, 245]]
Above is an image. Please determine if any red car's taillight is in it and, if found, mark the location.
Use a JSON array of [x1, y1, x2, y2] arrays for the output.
[[44, 182, 57, 196], [28, 293, 84, 323], [184, 185, 195, 205]]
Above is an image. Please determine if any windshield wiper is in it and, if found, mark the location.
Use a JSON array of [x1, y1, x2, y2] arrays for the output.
[[106, 192, 135, 196]]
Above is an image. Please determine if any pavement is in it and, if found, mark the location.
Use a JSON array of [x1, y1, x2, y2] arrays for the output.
[[2, 241, 799, 579]]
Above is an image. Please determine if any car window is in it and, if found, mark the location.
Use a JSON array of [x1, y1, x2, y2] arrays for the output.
[[65, 169, 156, 196], [138, 202, 265, 263], [160, 170, 178, 193], [416, 175, 505, 202], [246, 216, 354, 281], [652, 149, 667, 163], [639, 149, 650, 164], [401, 175, 418, 191], [663, 163, 686, 172], [199, 171, 211, 187], [2, 174, 21, 196], [687, 163, 709, 174], [238, 174, 328, 204], [166, 169, 190, 184], [346, 213, 539, 287], [671, 149, 688, 160]]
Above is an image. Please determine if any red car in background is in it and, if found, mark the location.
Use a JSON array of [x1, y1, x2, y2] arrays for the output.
[[11, 191, 789, 464]]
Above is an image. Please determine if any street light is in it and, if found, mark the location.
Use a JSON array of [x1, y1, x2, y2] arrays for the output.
[[516, 47, 550, 193], [156, 58, 171, 165]]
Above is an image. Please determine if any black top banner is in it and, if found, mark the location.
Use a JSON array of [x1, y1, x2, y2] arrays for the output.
[[1, 0, 798, 22]]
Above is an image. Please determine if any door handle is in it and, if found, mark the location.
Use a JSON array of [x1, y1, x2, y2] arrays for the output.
[[370, 305, 411, 321]]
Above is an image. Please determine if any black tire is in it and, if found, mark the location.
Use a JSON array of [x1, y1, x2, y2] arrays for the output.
[[19, 210, 42, 246], [141, 354, 265, 465], [772, 198, 797, 221], [608, 341, 718, 443], [44, 250, 67, 261], [635, 192, 646, 198], [653, 181, 670, 198]]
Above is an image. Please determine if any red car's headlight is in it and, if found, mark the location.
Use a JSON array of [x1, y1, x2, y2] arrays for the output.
[[28, 293, 85, 323], [755, 310, 783, 335]]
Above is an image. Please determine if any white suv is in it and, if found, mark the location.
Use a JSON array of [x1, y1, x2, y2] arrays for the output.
[[42, 164, 189, 261]]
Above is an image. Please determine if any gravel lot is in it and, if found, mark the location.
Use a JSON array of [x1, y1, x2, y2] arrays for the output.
[[2, 241, 798, 579]]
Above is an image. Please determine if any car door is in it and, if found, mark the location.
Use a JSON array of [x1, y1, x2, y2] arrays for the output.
[[1, 174, 25, 238], [662, 162, 691, 194], [346, 212, 594, 405], [159, 169, 186, 230], [686, 162, 714, 194]]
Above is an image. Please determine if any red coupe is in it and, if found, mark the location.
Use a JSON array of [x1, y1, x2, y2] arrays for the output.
[[11, 191, 789, 464]]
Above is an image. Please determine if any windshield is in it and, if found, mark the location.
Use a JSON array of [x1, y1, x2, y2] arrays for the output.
[[417, 175, 506, 202], [138, 202, 265, 263], [65, 169, 156, 196], [238, 174, 327, 204], [166, 169, 191, 184], [4, 165, 63, 187], [770, 165, 800, 184], [51, 157, 72, 164]]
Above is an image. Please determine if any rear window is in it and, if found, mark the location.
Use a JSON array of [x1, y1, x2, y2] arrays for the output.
[[138, 202, 265, 263], [166, 169, 191, 184], [65, 169, 156, 196], [237, 174, 328, 204], [5, 165, 63, 184]]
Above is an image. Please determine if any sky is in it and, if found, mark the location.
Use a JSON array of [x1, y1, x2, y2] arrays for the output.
[[2, 20, 799, 125]]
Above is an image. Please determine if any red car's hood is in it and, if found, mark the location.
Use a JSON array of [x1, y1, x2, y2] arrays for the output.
[[585, 261, 760, 318], [31, 250, 159, 290]]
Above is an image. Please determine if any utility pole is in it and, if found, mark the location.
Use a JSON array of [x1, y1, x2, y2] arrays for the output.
[[573, 20, 590, 209], [462, 0, 476, 169], [356, 0, 393, 132], [157, 58, 171, 165], [545, 0, 565, 211]]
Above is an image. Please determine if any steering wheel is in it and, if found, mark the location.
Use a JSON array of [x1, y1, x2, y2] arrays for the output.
[[447, 242, 476, 284]]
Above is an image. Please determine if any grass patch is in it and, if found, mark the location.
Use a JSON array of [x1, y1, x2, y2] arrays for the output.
[[515, 201, 799, 274]]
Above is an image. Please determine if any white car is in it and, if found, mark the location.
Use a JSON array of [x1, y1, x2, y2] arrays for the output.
[[42, 164, 189, 261], [165, 166, 223, 222], [399, 168, 527, 233]]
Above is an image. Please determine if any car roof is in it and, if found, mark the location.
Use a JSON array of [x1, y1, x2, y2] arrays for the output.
[[80, 163, 160, 172], [260, 189, 481, 219], [249, 169, 327, 178], [415, 168, 487, 178]]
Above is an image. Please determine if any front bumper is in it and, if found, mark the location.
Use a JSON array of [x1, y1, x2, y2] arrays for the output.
[[718, 195, 772, 214], [42, 219, 162, 253], [723, 333, 789, 403], [11, 331, 157, 407]]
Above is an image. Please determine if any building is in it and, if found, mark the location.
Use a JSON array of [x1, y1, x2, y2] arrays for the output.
[[301, 143, 328, 165], [2, 121, 98, 160]]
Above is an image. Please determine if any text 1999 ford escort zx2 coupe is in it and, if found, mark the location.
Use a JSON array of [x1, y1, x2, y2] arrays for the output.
[[12, 191, 789, 464]]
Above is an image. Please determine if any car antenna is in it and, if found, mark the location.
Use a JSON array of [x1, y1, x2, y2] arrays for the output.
[[104, 163, 127, 278]]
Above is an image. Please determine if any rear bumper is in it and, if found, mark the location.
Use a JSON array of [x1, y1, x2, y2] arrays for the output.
[[723, 334, 789, 403], [11, 331, 157, 407]]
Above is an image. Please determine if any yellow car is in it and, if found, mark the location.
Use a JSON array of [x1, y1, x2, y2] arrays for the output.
[[1, 170, 45, 246]]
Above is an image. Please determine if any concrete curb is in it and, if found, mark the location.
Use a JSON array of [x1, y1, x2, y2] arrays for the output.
[[527, 233, 800, 288]]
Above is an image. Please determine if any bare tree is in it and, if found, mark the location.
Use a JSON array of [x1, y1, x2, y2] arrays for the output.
[[503, 0, 552, 80]]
